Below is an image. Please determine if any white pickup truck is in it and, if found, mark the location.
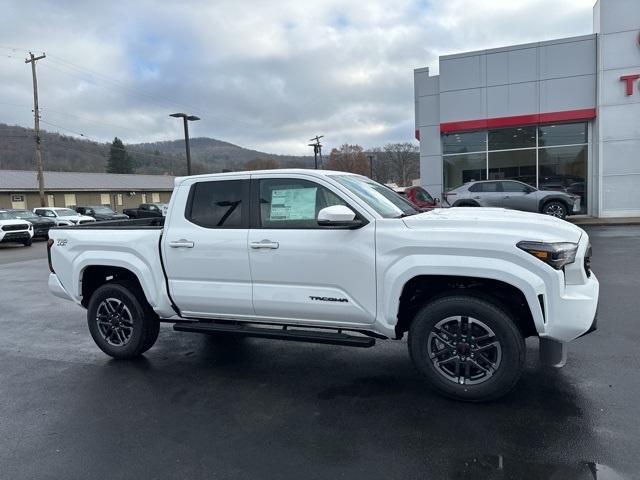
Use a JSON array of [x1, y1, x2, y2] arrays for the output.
[[47, 169, 599, 401]]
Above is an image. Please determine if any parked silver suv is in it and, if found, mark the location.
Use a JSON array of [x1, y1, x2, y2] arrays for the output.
[[444, 180, 580, 219]]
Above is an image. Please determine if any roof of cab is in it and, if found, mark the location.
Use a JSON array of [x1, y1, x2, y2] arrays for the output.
[[173, 168, 358, 187]]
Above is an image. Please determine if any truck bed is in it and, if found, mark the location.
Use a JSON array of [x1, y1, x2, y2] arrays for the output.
[[53, 217, 165, 229]]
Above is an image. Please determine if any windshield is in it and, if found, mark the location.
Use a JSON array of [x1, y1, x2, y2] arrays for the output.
[[331, 175, 419, 218], [56, 209, 77, 216], [11, 211, 38, 220], [92, 207, 116, 214], [0, 212, 16, 220], [414, 187, 434, 203]]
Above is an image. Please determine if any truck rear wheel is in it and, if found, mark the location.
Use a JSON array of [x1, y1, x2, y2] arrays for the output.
[[87, 281, 159, 359], [408, 295, 525, 402]]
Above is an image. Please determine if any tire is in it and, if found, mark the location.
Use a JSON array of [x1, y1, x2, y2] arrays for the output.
[[542, 200, 567, 219], [87, 281, 159, 359], [408, 295, 525, 402], [23, 238, 32, 247]]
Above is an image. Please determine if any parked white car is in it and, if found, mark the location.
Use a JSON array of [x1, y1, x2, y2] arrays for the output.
[[0, 210, 34, 246], [33, 207, 96, 226], [47, 169, 599, 401]]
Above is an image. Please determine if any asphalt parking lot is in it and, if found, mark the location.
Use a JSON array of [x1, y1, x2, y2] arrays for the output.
[[0, 226, 638, 480]]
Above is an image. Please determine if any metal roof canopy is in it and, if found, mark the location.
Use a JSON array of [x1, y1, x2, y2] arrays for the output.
[[0, 170, 175, 192]]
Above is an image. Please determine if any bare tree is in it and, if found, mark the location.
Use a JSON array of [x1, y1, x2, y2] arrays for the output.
[[383, 142, 419, 186], [326, 144, 369, 175], [243, 157, 280, 170]]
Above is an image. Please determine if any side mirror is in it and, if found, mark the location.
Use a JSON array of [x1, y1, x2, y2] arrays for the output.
[[434, 198, 441, 204], [317, 205, 362, 228]]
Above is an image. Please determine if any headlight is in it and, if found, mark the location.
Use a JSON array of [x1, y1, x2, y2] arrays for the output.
[[517, 241, 578, 270]]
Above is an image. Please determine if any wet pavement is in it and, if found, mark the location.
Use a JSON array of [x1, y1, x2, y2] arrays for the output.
[[0, 226, 638, 479]]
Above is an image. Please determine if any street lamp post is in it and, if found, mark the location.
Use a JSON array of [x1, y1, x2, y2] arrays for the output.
[[367, 154, 375, 180], [170, 113, 200, 175]]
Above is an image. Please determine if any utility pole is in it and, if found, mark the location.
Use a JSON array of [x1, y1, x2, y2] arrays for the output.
[[25, 52, 46, 206], [308, 135, 324, 169]]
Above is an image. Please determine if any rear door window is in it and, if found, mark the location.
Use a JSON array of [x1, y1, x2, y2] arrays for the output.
[[186, 180, 249, 229]]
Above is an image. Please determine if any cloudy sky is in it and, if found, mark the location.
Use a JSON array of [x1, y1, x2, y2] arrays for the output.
[[1, 0, 594, 155]]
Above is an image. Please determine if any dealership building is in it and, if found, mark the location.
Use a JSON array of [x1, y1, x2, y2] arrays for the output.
[[414, 0, 640, 217]]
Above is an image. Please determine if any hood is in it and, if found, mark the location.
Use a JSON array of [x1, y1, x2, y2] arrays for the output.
[[58, 214, 95, 222], [0, 219, 32, 229], [402, 207, 583, 244], [31, 216, 55, 224]]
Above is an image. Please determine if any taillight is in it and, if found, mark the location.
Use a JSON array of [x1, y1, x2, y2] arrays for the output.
[[47, 238, 55, 273]]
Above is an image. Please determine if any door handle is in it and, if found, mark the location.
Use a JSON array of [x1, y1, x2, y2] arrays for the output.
[[250, 239, 279, 249], [169, 239, 195, 248], [503, 196, 510, 199], [473, 196, 481, 200]]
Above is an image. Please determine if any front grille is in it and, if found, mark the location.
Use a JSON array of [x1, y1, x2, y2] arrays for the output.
[[2, 232, 29, 241], [2, 223, 29, 232], [584, 244, 592, 277]]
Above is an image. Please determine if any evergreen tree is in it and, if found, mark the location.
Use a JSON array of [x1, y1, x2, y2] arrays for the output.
[[106, 137, 134, 174]]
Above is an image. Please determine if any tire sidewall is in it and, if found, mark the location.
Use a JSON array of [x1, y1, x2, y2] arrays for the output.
[[87, 282, 148, 358], [409, 295, 525, 402]]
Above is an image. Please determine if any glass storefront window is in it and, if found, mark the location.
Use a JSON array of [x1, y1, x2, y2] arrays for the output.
[[538, 123, 587, 147], [442, 131, 486, 155], [488, 149, 537, 186], [441, 122, 588, 212], [488, 126, 536, 151], [539, 145, 587, 213], [444, 153, 486, 190]]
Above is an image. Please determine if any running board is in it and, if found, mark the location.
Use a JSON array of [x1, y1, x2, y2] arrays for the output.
[[173, 321, 376, 348]]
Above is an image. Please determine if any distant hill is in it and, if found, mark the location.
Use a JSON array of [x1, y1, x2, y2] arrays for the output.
[[0, 123, 313, 175]]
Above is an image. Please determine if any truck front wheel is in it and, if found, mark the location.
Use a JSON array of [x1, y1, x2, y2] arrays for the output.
[[87, 281, 160, 359], [408, 295, 525, 402]]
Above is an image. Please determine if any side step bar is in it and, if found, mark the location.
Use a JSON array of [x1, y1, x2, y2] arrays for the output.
[[173, 321, 376, 348]]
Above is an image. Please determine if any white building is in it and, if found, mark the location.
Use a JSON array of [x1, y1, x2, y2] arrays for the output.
[[414, 0, 640, 217]]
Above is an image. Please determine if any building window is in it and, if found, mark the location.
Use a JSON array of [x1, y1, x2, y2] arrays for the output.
[[443, 153, 487, 189], [441, 122, 588, 212], [442, 131, 486, 155], [47, 195, 55, 207], [11, 194, 26, 209], [152, 192, 160, 203], [141, 193, 147, 203], [538, 145, 587, 214], [64, 193, 77, 208], [538, 123, 587, 147], [488, 149, 537, 186], [488, 126, 536, 151], [100, 193, 110, 205], [117, 194, 123, 206]]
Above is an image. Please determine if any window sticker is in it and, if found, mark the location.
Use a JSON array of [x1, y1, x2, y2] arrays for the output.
[[270, 187, 317, 220]]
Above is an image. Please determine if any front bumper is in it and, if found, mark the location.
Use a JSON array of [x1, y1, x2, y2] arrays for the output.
[[0, 231, 31, 243], [542, 272, 599, 342], [48, 273, 73, 301]]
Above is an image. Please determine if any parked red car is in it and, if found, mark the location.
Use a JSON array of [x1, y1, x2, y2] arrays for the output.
[[397, 186, 439, 210]]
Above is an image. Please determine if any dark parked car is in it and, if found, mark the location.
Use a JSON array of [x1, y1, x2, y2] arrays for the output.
[[8, 209, 55, 239], [75, 206, 129, 222], [444, 179, 581, 219], [122, 203, 167, 219]]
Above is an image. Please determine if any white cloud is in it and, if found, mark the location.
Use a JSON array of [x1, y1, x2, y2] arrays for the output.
[[0, 0, 595, 155]]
